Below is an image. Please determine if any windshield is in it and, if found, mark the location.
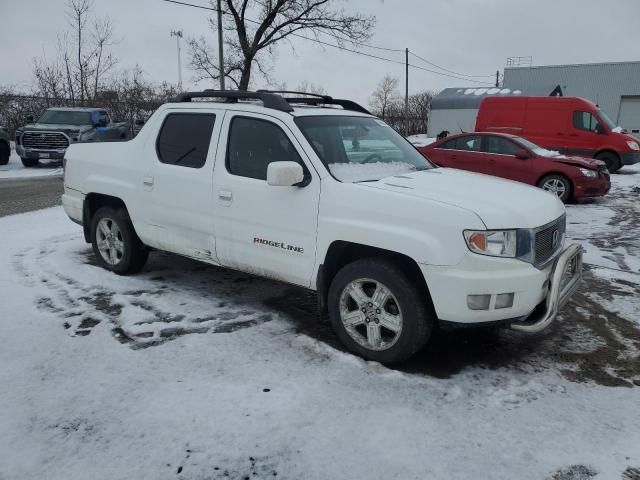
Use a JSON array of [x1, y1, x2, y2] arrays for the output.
[[597, 109, 617, 130], [513, 136, 562, 158], [294, 116, 433, 182], [37, 110, 93, 126]]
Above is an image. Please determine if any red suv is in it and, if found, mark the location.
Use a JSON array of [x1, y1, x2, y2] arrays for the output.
[[418, 132, 610, 202]]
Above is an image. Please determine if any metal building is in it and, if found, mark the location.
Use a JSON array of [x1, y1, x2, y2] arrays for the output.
[[503, 61, 640, 134]]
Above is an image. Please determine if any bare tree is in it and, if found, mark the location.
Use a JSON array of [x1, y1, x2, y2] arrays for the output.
[[91, 17, 117, 99], [188, 0, 375, 90], [295, 80, 326, 94], [66, 0, 92, 104], [369, 75, 399, 118]]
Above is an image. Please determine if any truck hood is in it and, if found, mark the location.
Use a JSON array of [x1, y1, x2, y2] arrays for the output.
[[20, 123, 92, 135], [359, 168, 565, 229]]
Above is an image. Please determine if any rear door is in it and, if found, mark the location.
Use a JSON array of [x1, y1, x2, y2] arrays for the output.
[[431, 135, 485, 173], [482, 135, 534, 183], [142, 109, 223, 263], [212, 111, 320, 287]]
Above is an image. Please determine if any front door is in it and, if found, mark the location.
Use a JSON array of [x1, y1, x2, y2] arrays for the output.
[[482, 135, 534, 183], [212, 112, 320, 288], [142, 109, 224, 263], [563, 111, 603, 157]]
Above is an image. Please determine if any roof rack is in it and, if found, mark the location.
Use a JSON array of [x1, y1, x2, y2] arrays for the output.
[[169, 89, 371, 115], [257, 90, 371, 115], [169, 89, 294, 112]]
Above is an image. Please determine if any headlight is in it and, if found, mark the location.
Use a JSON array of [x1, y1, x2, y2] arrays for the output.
[[463, 230, 517, 258], [627, 141, 639, 151], [579, 168, 598, 177]]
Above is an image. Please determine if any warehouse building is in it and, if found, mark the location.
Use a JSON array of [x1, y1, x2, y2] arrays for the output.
[[503, 61, 640, 134]]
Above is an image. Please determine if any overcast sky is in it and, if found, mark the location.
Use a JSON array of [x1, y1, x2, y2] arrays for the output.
[[1, 0, 640, 105]]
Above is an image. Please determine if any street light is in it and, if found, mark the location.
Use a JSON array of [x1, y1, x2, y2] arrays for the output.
[[170, 30, 183, 92]]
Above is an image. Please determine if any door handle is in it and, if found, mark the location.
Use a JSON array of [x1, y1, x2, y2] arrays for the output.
[[143, 176, 154, 186], [218, 190, 233, 202]]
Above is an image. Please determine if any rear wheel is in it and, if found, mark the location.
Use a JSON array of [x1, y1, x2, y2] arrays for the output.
[[90, 207, 148, 275], [21, 156, 39, 167], [0, 142, 9, 165], [538, 174, 572, 203], [328, 258, 433, 364], [595, 151, 621, 173]]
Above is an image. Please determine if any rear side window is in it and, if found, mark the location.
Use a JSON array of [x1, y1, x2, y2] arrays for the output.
[[226, 116, 303, 180], [156, 113, 216, 168], [484, 136, 521, 155], [441, 135, 482, 151], [572, 111, 601, 133]]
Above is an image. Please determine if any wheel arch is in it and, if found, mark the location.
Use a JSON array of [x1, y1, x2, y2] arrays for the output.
[[82, 193, 131, 243], [316, 240, 435, 318], [594, 148, 620, 161]]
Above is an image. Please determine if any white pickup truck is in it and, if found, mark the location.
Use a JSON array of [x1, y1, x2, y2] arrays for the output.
[[62, 90, 582, 363]]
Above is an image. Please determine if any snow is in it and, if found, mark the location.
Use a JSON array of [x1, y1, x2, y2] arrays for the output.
[[0, 142, 63, 179], [1, 170, 640, 478], [328, 161, 417, 182], [406, 134, 437, 147]]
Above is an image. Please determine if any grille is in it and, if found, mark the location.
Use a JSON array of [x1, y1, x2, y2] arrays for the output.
[[534, 217, 565, 266], [22, 131, 69, 150]]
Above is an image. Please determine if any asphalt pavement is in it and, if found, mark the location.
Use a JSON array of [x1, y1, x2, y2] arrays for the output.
[[0, 175, 64, 217]]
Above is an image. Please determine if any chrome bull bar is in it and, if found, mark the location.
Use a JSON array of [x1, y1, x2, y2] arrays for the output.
[[511, 243, 582, 334]]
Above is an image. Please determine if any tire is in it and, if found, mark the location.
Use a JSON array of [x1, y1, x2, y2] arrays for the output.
[[595, 151, 621, 173], [21, 156, 39, 167], [537, 174, 572, 203], [328, 258, 433, 364], [0, 142, 9, 165], [90, 207, 149, 275]]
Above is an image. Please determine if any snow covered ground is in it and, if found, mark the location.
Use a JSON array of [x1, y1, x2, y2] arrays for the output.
[[0, 142, 63, 179], [1, 169, 639, 479]]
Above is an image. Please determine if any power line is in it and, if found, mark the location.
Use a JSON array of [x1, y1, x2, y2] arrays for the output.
[[409, 50, 495, 78], [159, 0, 494, 85]]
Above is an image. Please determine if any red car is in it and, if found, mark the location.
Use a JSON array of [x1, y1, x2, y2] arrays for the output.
[[418, 132, 610, 203]]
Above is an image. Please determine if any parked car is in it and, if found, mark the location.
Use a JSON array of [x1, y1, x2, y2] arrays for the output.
[[62, 90, 582, 364], [0, 127, 10, 165], [15, 107, 128, 167], [476, 96, 640, 173], [418, 132, 610, 203]]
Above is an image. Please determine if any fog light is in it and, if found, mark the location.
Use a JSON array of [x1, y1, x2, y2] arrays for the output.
[[495, 293, 514, 309], [467, 294, 491, 310]]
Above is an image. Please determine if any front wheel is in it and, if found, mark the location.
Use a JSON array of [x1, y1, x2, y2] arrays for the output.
[[328, 258, 433, 364], [21, 157, 39, 167], [595, 151, 621, 174], [0, 142, 9, 165], [90, 207, 149, 275], [538, 174, 572, 203]]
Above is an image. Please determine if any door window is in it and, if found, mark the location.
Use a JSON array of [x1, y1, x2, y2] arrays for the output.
[[156, 113, 216, 168], [438, 136, 482, 151], [226, 116, 304, 180], [484, 136, 521, 155], [572, 111, 602, 133]]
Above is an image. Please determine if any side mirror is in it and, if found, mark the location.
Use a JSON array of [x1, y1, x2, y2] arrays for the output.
[[134, 118, 145, 126], [514, 149, 530, 160], [95, 117, 109, 128], [267, 161, 305, 187], [26, 115, 34, 123], [595, 124, 606, 135]]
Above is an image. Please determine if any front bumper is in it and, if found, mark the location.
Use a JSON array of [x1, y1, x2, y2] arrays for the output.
[[573, 175, 610, 199], [15, 144, 66, 160], [421, 244, 582, 332], [620, 151, 640, 165]]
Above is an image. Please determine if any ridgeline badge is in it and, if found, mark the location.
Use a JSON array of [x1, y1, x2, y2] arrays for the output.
[[253, 237, 304, 254]]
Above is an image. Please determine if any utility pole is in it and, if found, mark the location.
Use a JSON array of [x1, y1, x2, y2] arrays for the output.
[[405, 47, 409, 136], [496, 70, 500, 88], [217, 0, 225, 90], [171, 30, 183, 91]]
